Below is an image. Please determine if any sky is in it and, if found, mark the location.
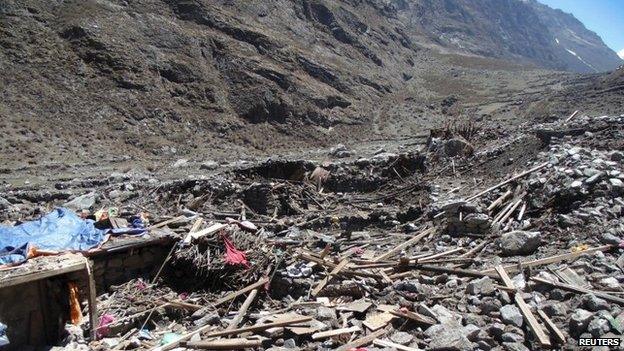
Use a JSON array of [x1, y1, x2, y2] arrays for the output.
[[538, 0, 624, 59]]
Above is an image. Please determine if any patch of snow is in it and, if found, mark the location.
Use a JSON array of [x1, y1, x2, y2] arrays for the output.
[[618, 49, 624, 60], [565, 48, 598, 72]]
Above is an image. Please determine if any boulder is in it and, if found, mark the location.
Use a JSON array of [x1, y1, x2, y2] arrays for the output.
[[466, 277, 496, 296], [444, 137, 474, 157], [569, 309, 594, 336], [200, 161, 219, 170], [587, 317, 611, 337], [64, 192, 97, 211], [500, 305, 523, 327], [497, 231, 541, 256], [425, 324, 476, 351], [390, 331, 414, 345], [582, 294, 610, 312]]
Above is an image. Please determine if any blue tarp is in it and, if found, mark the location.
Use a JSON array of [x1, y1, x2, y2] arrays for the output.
[[0, 208, 108, 266]]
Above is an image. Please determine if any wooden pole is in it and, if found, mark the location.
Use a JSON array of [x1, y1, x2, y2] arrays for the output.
[[184, 338, 262, 350], [465, 162, 548, 202], [225, 289, 258, 330]]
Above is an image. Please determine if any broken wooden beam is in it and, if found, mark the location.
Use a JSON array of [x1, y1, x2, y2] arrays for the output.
[[537, 310, 566, 345], [531, 277, 624, 305], [311, 258, 349, 296], [312, 326, 361, 340], [389, 309, 437, 326], [184, 338, 262, 350], [481, 245, 613, 275], [336, 328, 387, 351], [487, 190, 512, 212], [465, 162, 548, 202], [496, 265, 551, 347], [372, 228, 433, 262], [564, 110, 579, 123], [159, 316, 313, 351], [373, 338, 420, 351], [213, 277, 269, 306], [225, 288, 258, 330], [513, 294, 551, 347]]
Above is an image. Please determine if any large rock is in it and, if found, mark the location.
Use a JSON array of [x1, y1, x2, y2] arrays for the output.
[[587, 317, 611, 337], [582, 294, 610, 312], [466, 277, 496, 296], [569, 309, 594, 336], [64, 192, 97, 211], [425, 324, 477, 351], [431, 304, 463, 325], [497, 231, 541, 256], [444, 137, 474, 157], [0, 196, 12, 210], [500, 305, 523, 327]]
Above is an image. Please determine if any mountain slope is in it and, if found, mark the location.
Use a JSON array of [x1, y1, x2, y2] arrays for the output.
[[0, 0, 621, 168], [398, 0, 622, 73]]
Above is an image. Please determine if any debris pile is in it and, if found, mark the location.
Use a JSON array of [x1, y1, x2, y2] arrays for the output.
[[1, 113, 623, 350]]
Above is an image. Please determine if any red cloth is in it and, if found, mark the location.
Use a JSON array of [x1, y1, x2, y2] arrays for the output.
[[223, 235, 250, 268]]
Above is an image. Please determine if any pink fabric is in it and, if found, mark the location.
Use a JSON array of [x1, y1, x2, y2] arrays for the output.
[[223, 235, 250, 268], [96, 313, 115, 339]]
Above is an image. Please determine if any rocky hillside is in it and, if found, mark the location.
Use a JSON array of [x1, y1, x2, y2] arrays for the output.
[[400, 0, 622, 73], [0, 0, 621, 168]]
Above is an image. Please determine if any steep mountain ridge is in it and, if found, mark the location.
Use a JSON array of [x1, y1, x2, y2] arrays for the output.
[[0, 0, 621, 168], [399, 0, 622, 73]]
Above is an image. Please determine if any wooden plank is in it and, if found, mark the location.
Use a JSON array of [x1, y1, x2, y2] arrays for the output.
[[311, 258, 349, 296], [537, 310, 566, 344], [495, 198, 523, 225], [363, 313, 395, 331], [185, 338, 262, 349], [182, 218, 205, 244], [481, 245, 613, 275], [213, 277, 268, 306], [336, 299, 373, 313], [373, 338, 420, 351], [148, 215, 186, 230], [410, 264, 498, 279], [459, 241, 488, 258], [225, 288, 258, 330], [157, 317, 312, 351], [336, 328, 386, 351], [494, 265, 515, 289], [389, 309, 437, 326], [514, 294, 551, 347], [372, 228, 432, 262], [531, 277, 624, 305], [487, 190, 512, 211], [297, 251, 382, 280], [312, 326, 361, 340], [417, 247, 463, 263], [84, 261, 98, 341], [186, 223, 228, 243], [204, 316, 313, 338], [496, 265, 550, 347], [0, 261, 86, 289], [564, 110, 579, 123], [465, 162, 549, 202], [553, 267, 589, 288]]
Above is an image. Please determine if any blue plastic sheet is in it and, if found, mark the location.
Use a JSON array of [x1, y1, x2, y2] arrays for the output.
[[0, 208, 108, 266], [0, 322, 8, 346]]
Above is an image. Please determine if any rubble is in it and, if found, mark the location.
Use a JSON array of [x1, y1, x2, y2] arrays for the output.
[[1, 113, 623, 351]]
